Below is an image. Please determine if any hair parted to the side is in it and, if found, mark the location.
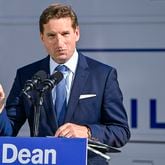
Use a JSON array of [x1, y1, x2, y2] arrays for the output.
[[39, 3, 79, 33]]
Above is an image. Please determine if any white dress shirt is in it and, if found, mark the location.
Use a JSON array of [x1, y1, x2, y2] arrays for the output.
[[49, 49, 78, 105]]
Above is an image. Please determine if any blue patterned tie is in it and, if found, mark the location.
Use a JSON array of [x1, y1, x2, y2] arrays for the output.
[[55, 65, 68, 126]]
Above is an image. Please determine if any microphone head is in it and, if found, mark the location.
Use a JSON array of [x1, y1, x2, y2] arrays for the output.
[[41, 71, 63, 93], [22, 70, 47, 96], [50, 71, 63, 85], [32, 70, 47, 83]]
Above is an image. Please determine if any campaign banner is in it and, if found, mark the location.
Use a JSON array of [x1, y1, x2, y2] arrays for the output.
[[0, 137, 87, 165]]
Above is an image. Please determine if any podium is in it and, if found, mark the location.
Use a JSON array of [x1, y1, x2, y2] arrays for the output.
[[0, 137, 87, 165]]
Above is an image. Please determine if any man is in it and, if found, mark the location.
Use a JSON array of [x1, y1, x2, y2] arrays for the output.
[[0, 3, 130, 165]]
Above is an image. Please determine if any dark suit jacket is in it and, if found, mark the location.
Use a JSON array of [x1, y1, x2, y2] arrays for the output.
[[0, 52, 130, 165]]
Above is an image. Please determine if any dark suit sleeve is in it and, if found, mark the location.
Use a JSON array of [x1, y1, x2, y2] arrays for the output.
[[0, 70, 26, 136], [87, 68, 130, 147]]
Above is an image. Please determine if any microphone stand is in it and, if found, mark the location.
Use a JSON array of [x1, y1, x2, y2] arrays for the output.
[[33, 90, 44, 137], [22, 89, 43, 137]]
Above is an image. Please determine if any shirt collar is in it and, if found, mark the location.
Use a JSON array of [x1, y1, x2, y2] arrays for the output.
[[49, 49, 78, 75]]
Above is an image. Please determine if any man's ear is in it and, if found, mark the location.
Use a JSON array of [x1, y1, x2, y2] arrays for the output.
[[40, 33, 43, 41], [75, 26, 80, 42]]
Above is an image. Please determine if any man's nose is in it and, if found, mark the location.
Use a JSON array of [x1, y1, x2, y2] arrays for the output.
[[56, 34, 64, 45]]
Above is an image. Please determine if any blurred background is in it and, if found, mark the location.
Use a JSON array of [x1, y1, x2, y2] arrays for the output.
[[0, 0, 165, 164]]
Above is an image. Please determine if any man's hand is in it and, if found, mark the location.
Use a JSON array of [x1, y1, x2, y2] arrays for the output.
[[55, 123, 89, 138], [0, 84, 5, 113]]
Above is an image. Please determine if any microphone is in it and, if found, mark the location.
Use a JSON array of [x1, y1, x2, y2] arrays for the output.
[[22, 70, 47, 96], [41, 71, 63, 93]]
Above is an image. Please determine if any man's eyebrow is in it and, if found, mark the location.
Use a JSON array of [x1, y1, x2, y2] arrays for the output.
[[46, 32, 56, 36]]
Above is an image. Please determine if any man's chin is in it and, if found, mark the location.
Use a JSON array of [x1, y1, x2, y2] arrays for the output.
[[56, 57, 68, 64]]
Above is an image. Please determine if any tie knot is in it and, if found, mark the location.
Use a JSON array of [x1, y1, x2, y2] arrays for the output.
[[55, 65, 68, 73], [55, 65, 69, 80]]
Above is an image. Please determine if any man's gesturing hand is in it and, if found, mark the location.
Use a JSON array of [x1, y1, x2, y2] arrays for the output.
[[0, 84, 5, 113]]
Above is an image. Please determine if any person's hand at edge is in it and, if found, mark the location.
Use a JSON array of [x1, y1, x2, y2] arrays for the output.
[[0, 84, 5, 113]]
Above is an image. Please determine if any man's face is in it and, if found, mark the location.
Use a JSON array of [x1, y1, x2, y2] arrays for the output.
[[40, 17, 80, 64]]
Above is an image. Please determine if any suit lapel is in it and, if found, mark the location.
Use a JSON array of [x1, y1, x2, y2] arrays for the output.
[[65, 53, 89, 122]]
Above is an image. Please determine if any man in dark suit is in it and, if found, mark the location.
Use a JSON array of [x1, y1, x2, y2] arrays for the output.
[[0, 3, 130, 165]]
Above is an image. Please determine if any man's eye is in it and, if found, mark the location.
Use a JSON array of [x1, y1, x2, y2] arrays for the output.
[[47, 34, 56, 38], [62, 32, 69, 36]]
